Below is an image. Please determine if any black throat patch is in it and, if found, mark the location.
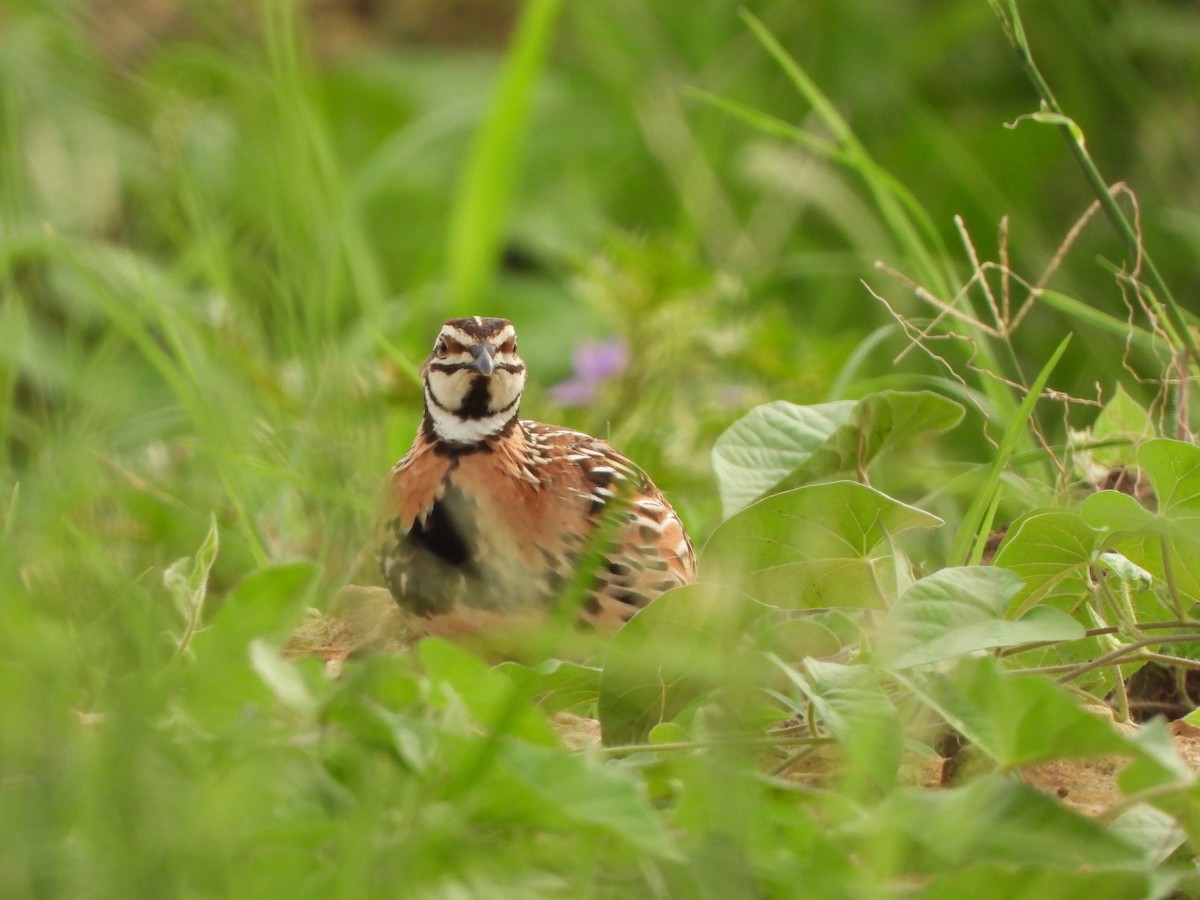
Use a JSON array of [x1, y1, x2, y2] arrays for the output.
[[458, 374, 495, 419]]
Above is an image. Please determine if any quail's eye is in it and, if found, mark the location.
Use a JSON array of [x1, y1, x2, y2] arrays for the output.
[[434, 338, 449, 358]]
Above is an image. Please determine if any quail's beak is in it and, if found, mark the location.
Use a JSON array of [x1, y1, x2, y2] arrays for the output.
[[470, 343, 496, 376]]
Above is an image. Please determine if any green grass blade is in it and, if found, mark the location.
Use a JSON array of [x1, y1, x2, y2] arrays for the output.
[[991, 0, 1196, 361], [447, 0, 563, 315], [738, 9, 951, 299], [55, 239, 269, 567], [1038, 289, 1166, 355], [952, 335, 1071, 566], [735, 10, 1033, 461]]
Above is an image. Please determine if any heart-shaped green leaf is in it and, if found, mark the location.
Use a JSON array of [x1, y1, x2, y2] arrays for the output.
[[598, 584, 760, 745], [877, 567, 1083, 669], [494, 658, 602, 715], [701, 481, 942, 609], [1087, 384, 1155, 467], [993, 509, 1103, 617], [1082, 439, 1200, 601], [712, 390, 963, 517], [419, 638, 558, 746], [849, 775, 1148, 873], [481, 738, 681, 860], [907, 656, 1131, 767]]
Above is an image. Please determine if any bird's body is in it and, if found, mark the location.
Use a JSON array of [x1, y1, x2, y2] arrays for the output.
[[378, 316, 695, 636]]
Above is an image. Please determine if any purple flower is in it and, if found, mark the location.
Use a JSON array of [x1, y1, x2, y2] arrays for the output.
[[550, 338, 629, 407], [574, 339, 629, 381]]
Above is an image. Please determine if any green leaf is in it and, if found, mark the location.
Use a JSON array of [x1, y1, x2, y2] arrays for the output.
[[711, 399, 853, 517], [1108, 805, 1187, 866], [754, 616, 842, 666], [483, 738, 680, 860], [1115, 722, 1200, 853], [202, 562, 318, 645], [711, 390, 962, 517], [1117, 718, 1193, 792], [1080, 490, 1157, 533], [704, 480, 942, 568], [731, 557, 895, 610], [1097, 552, 1154, 588], [418, 638, 557, 747], [494, 658, 602, 715], [850, 775, 1147, 873], [1089, 384, 1155, 466], [993, 508, 1103, 617], [648, 721, 689, 744], [701, 481, 942, 609], [779, 658, 901, 796], [905, 656, 1131, 767], [320, 656, 423, 761], [1144, 783, 1200, 853], [921, 866, 1151, 900], [249, 638, 316, 715], [993, 511, 1158, 692], [163, 512, 220, 655], [598, 584, 758, 746], [1083, 439, 1200, 600], [877, 567, 1083, 669], [1138, 438, 1200, 517], [183, 562, 318, 730]]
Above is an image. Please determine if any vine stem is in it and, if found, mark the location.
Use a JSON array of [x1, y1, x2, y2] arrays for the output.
[[997, 620, 1200, 658], [1049, 633, 1200, 685], [1160, 535, 1185, 620], [596, 735, 837, 758]]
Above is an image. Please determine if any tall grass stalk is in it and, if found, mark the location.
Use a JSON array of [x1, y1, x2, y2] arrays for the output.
[[722, 11, 1047, 473], [447, 0, 563, 315], [953, 334, 1070, 566], [990, 0, 1197, 364]]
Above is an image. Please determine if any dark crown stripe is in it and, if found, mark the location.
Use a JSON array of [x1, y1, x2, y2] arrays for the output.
[[443, 316, 514, 340]]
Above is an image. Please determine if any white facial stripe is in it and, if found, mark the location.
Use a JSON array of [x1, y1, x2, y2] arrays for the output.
[[426, 399, 514, 443], [489, 367, 525, 412], [425, 369, 473, 411]]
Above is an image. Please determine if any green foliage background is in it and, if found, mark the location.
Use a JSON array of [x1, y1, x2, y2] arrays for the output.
[[2, 0, 1200, 896]]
